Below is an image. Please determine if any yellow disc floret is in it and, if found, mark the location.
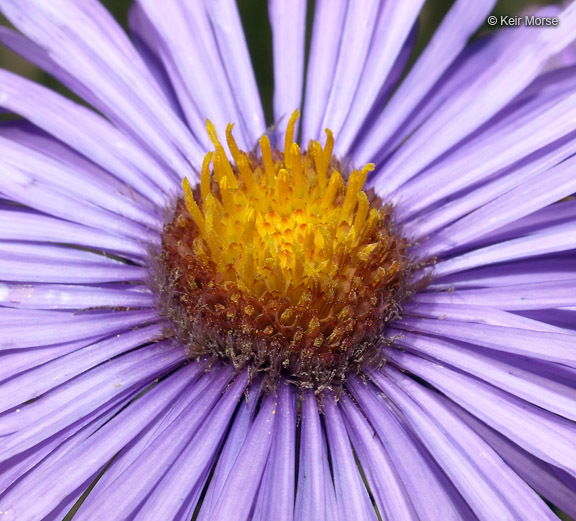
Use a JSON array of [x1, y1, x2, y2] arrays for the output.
[[181, 111, 383, 305], [157, 110, 409, 390]]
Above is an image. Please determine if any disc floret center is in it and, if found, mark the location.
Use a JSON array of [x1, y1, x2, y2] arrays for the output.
[[156, 111, 410, 391]]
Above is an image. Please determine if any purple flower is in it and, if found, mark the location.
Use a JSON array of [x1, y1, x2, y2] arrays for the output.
[[1, 1, 576, 520]]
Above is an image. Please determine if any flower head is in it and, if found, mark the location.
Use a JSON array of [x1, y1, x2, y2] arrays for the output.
[[156, 110, 412, 391], [1, 1, 576, 520]]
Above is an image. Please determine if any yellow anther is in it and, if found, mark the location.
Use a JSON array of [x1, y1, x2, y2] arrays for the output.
[[360, 209, 379, 240], [324, 128, 334, 166], [358, 163, 374, 189], [304, 224, 315, 260], [182, 177, 206, 238], [290, 143, 303, 192], [277, 168, 291, 200], [353, 191, 370, 233], [163, 110, 408, 389], [284, 110, 300, 169], [260, 134, 276, 186], [292, 243, 305, 283], [204, 205, 221, 264], [205, 119, 220, 149], [200, 152, 213, 205], [341, 170, 361, 219], [219, 175, 236, 214], [204, 193, 222, 237], [322, 171, 343, 209], [178, 111, 385, 302], [225, 123, 242, 165], [237, 154, 257, 192], [243, 243, 255, 282], [214, 148, 238, 189], [312, 141, 328, 190]]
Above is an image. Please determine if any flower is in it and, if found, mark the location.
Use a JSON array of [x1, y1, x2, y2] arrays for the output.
[[1, 0, 576, 520]]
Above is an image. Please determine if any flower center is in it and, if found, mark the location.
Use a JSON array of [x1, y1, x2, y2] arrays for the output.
[[155, 111, 410, 390]]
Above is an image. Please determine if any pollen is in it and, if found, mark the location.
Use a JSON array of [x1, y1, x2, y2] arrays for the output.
[[156, 111, 410, 391]]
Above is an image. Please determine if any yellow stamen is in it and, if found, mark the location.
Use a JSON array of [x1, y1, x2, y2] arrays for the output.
[[182, 177, 206, 238], [312, 140, 328, 190], [290, 143, 303, 194], [284, 109, 300, 169], [353, 191, 370, 233], [260, 134, 276, 186], [178, 110, 385, 301], [324, 128, 334, 166], [200, 152, 213, 205], [225, 123, 242, 165]]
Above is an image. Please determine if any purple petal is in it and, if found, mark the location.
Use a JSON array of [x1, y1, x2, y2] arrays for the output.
[[405, 130, 576, 239], [251, 383, 296, 521], [135, 0, 252, 149], [0, 207, 147, 259], [403, 301, 565, 332], [432, 221, 576, 277], [0, 134, 161, 231], [0, 26, 108, 116], [0, 341, 184, 463], [294, 391, 334, 521], [415, 280, 576, 310], [73, 366, 234, 521], [205, 0, 267, 144], [0, 324, 162, 414], [197, 379, 263, 520], [208, 394, 278, 521], [0, 157, 155, 241], [351, 0, 495, 161], [318, 0, 381, 140], [475, 197, 576, 247], [0, 364, 194, 521], [449, 401, 576, 519], [372, 368, 559, 520], [387, 331, 576, 421], [269, 0, 307, 142], [397, 314, 576, 366], [130, 372, 249, 521], [336, 0, 426, 154], [372, 5, 576, 195], [397, 85, 576, 225], [0, 338, 101, 382], [347, 376, 475, 520], [301, 0, 347, 142], [0, 0, 204, 174], [126, 4, 186, 120], [0, 70, 180, 201], [0, 283, 153, 310], [0, 121, 158, 213], [519, 308, 576, 331], [0, 309, 158, 349], [379, 355, 576, 478], [0, 251, 146, 284], [80, 362, 211, 496], [418, 152, 576, 257], [0, 396, 121, 503], [339, 393, 418, 521], [323, 394, 378, 520], [428, 255, 576, 290]]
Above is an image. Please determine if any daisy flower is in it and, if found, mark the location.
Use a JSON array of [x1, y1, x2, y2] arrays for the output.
[[1, 0, 576, 520]]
